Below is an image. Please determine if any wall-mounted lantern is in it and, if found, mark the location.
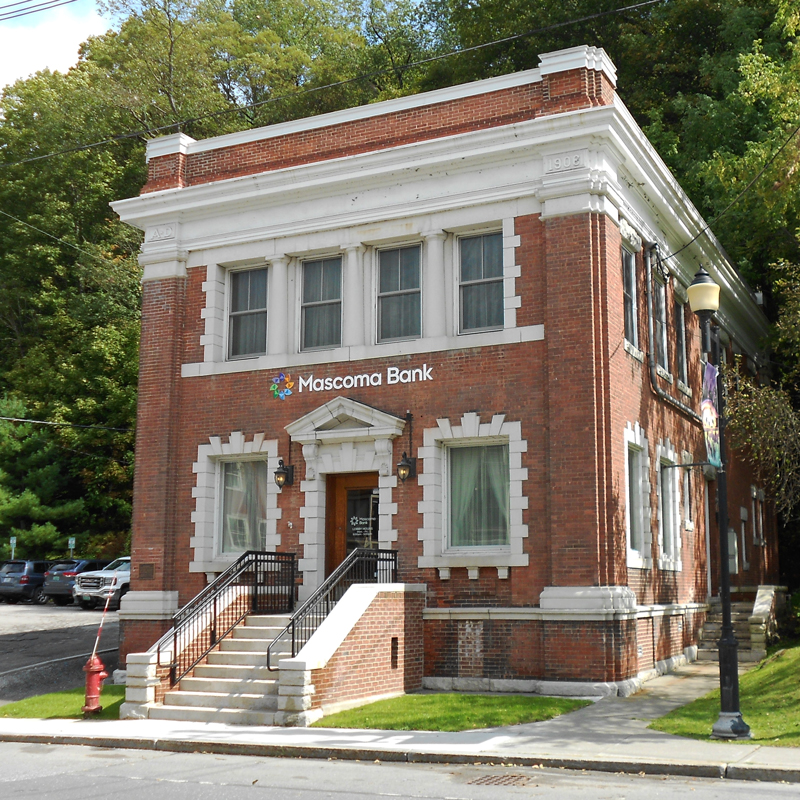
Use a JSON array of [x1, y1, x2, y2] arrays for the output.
[[274, 458, 294, 488]]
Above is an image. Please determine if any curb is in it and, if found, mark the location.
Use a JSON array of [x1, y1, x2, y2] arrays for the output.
[[0, 732, 797, 784]]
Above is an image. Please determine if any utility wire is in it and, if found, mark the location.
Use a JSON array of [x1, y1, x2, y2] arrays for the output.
[[0, 0, 667, 169], [0, 415, 131, 432], [0, 0, 79, 21], [662, 119, 800, 263]]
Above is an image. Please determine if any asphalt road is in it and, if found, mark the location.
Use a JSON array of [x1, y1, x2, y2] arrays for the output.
[[0, 743, 795, 800], [0, 602, 119, 704]]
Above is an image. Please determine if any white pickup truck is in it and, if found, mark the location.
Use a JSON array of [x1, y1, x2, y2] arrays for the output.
[[73, 556, 131, 610]]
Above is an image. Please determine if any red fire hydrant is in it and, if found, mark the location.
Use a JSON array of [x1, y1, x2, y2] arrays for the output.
[[82, 655, 108, 716]]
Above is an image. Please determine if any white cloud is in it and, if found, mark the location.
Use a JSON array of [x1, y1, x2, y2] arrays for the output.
[[0, 3, 110, 91]]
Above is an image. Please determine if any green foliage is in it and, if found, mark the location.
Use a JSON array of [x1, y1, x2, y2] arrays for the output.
[[312, 692, 590, 731], [649, 645, 800, 745], [0, 685, 126, 720]]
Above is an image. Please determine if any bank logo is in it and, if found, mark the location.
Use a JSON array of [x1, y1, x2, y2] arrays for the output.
[[270, 372, 294, 400]]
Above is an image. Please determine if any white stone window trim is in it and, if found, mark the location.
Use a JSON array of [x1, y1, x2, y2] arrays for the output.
[[373, 240, 424, 344], [453, 218, 521, 336], [417, 412, 528, 580], [191, 432, 281, 578], [624, 422, 652, 569], [620, 217, 642, 358], [226, 264, 270, 361], [656, 438, 682, 572]]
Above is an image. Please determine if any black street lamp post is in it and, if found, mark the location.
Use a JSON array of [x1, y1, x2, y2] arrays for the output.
[[687, 267, 751, 740]]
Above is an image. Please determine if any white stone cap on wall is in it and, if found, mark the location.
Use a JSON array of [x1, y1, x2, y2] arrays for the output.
[[279, 583, 427, 672], [119, 590, 180, 621], [539, 585, 637, 611]]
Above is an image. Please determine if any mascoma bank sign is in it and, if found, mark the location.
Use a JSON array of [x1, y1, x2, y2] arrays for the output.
[[112, 45, 779, 724]]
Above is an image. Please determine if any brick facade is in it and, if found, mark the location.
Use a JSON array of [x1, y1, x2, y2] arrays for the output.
[[114, 45, 778, 701]]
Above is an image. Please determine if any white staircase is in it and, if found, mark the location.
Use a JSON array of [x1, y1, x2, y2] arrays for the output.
[[148, 614, 292, 725]]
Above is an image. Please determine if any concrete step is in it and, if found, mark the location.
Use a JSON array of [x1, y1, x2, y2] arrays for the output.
[[206, 649, 270, 666], [696, 647, 764, 663], [247, 615, 292, 627], [232, 625, 289, 640], [192, 663, 278, 680], [179, 676, 278, 695], [219, 637, 291, 653], [164, 689, 278, 711], [149, 704, 276, 726]]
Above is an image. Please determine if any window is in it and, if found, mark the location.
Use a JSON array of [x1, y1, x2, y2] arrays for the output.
[[654, 277, 669, 372], [448, 444, 509, 547], [302, 257, 342, 350], [459, 232, 503, 332], [728, 526, 739, 574], [739, 507, 750, 571], [675, 299, 688, 385], [228, 268, 267, 358], [221, 461, 270, 553], [622, 248, 638, 347], [752, 486, 765, 545], [682, 456, 694, 530], [627, 445, 644, 553], [624, 423, 651, 569], [378, 245, 421, 341], [657, 440, 681, 571]]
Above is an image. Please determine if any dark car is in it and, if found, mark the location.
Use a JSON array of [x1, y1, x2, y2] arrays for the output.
[[43, 559, 111, 606], [0, 560, 51, 604]]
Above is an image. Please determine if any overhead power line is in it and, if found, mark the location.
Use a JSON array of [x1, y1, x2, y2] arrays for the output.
[[0, 0, 667, 169], [0, 0, 79, 22], [0, 415, 131, 432]]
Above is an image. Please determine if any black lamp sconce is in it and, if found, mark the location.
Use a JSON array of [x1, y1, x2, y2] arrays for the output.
[[274, 458, 294, 488], [396, 411, 417, 482]]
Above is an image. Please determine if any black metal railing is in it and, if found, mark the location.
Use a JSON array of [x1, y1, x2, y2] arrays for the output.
[[266, 548, 397, 671], [160, 550, 296, 686]]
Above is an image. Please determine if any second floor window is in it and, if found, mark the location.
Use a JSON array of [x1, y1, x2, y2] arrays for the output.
[[229, 268, 267, 359], [654, 277, 668, 371], [675, 299, 688, 384], [302, 257, 342, 350], [622, 248, 638, 347], [460, 232, 503, 332], [378, 245, 421, 341]]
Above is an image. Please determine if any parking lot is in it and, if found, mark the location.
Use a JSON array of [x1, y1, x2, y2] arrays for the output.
[[0, 601, 119, 704]]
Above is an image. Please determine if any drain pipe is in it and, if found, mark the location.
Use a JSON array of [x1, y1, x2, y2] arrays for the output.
[[644, 243, 702, 424]]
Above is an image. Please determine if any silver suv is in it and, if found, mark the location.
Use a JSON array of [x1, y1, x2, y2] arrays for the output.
[[73, 556, 131, 610]]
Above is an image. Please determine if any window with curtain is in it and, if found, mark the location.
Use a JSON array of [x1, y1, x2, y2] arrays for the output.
[[221, 461, 270, 553], [622, 248, 638, 347], [660, 463, 676, 559], [627, 445, 643, 554], [448, 444, 509, 547], [228, 268, 267, 358], [378, 245, 421, 341], [459, 232, 503, 332], [302, 257, 342, 350]]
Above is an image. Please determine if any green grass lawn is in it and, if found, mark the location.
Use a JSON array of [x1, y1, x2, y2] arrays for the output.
[[312, 693, 591, 732], [0, 685, 125, 720], [649, 645, 800, 746]]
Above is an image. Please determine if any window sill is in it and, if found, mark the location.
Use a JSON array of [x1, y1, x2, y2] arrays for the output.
[[656, 365, 673, 384], [624, 340, 644, 362], [677, 380, 692, 398], [627, 551, 652, 570], [657, 556, 682, 572]]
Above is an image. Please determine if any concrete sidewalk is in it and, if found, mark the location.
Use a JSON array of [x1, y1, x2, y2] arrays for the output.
[[0, 662, 797, 784]]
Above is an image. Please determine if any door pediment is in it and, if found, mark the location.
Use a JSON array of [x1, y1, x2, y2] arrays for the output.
[[286, 396, 406, 445]]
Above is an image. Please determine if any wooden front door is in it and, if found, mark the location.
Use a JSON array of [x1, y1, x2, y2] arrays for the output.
[[325, 472, 379, 577]]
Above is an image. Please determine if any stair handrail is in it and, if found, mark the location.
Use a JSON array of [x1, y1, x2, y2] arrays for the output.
[[158, 550, 296, 686], [266, 547, 397, 671]]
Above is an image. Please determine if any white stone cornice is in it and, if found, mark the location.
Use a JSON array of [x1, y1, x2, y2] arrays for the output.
[[145, 132, 195, 163], [538, 45, 617, 86]]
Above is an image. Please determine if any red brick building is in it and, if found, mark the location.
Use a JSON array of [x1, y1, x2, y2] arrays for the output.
[[112, 45, 779, 712]]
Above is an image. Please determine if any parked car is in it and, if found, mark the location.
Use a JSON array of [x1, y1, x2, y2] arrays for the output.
[[73, 557, 131, 609], [0, 560, 52, 604], [43, 559, 111, 606]]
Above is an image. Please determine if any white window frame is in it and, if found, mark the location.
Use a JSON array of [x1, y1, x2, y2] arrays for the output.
[[457, 231, 505, 334], [443, 441, 510, 550], [622, 246, 638, 350], [227, 266, 269, 360], [682, 450, 694, 531], [417, 412, 528, 578], [624, 423, 652, 569], [218, 458, 274, 556], [376, 243, 422, 343], [191, 432, 281, 575], [752, 486, 766, 545], [674, 297, 689, 392], [729, 526, 739, 574], [654, 276, 670, 376], [301, 255, 343, 351], [656, 439, 682, 571]]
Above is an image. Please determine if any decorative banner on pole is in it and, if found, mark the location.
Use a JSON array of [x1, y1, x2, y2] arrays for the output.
[[702, 362, 722, 468]]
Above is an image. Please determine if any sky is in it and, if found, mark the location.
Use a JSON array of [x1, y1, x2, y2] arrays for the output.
[[0, 0, 110, 91]]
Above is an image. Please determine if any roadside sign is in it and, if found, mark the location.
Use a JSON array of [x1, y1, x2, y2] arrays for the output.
[[9, 536, 15, 559], [68, 537, 76, 549]]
